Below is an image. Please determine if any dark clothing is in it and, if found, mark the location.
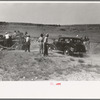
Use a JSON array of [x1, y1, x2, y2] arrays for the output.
[[25, 42, 30, 52], [43, 36, 49, 56], [44, 43, 48, 56], [38, 36, 44, 54], [4, 34, 10, 47], [25, 36, 30, 52], [39, 43, 43, 54], [9, 36, 12, 47], [4, 38, 12, 47], [4, 39, 8, 47]]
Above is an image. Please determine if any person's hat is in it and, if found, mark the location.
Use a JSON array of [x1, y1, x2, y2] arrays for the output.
[[40, 33, 43, 37], [25, 32, 28, 35]]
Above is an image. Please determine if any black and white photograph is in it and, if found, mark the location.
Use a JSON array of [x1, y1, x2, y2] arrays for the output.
[[0, 1, 100, 81]]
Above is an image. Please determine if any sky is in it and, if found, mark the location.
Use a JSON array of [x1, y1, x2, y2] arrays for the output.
[[0, 2, 100, 25]]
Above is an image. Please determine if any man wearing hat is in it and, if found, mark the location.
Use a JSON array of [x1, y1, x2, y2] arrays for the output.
[[38, 33, 44, 54], [25, 35, 31, 52], [4, 32, 10, 47]]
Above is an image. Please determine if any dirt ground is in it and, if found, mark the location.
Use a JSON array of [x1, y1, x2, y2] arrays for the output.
[[0, 41, 100, 81]]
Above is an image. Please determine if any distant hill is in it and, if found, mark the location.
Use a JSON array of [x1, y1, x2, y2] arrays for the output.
[[0, 21, 100, 42]]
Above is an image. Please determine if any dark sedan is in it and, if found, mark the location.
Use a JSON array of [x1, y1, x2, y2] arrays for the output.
[[53, 37, 86, 56]]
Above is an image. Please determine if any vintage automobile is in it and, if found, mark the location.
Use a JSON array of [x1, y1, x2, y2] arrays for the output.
[[52, 37, 86, 56]]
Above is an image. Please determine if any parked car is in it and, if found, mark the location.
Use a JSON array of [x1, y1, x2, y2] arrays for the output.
[[52, 37, 86, 56]]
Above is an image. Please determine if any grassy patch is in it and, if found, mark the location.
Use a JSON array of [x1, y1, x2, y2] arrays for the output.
[[78, 59, 85, 63], [60, 28, 66, 31], [0, 51, 4, 59], [70, 58, 75, 61]]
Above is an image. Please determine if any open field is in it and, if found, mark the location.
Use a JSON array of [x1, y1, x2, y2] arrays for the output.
[[0, 22, 100, 42], [0, 22, 100, 81], [0, 41, 100, 81]]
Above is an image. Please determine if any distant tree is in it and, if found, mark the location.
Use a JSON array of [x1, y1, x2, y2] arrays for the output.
[[0, 22, 7, 25]]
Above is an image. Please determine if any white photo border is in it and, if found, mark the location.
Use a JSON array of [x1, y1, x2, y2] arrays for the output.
[[0, 1, 100, 99]]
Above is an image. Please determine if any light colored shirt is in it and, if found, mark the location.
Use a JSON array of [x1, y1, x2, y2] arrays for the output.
[[5, 34, 10, 39], [26, 37, 30, 42], [38, 37, 43, 42], [44, 37, 48, 43]]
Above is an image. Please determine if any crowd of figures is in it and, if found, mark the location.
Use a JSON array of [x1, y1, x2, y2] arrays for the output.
[[81, 36, 90, 51], [38, 33, 49, 56], [0, 31, 31, 52], [76, 35, 90, 51], [0, 31, 49, 56], [0, 31, 90, 56]]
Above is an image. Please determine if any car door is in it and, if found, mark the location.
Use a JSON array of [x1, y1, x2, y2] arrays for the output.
[[56, 38, 64, 50]]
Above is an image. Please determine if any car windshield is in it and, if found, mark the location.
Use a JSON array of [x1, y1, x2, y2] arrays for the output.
[[59, 38, 65, 42], [73, 39, 82, 43], [59, 38, 82, 43]]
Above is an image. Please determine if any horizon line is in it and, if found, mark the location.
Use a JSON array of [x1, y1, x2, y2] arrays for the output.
[[1, 21, 100, 26]]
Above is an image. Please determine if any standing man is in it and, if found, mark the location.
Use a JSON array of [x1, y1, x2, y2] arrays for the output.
[[38, 34, 44, 54], [43, 33, 49, 56], [4, 32, 10, 47], [25, 35, 31, 52]]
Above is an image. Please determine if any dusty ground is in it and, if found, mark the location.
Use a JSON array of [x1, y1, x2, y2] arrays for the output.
[[0, 41, 100, 81]]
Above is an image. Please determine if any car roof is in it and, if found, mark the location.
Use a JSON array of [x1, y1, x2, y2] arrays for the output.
[[59, 37, 82, 40]]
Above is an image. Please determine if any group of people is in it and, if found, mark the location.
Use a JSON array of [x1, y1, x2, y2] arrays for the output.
[[22, 32, 49, 56], [3, 31, 31, 52], [2, 31, 49, 56], [76, 35, 90, 51], [23, 32, 49, 56], [2, 31, 91, 55], [82, 36, 90, 51], [38, 33, 49, 56]]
